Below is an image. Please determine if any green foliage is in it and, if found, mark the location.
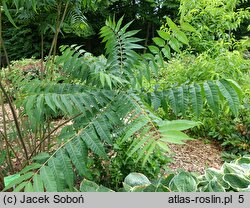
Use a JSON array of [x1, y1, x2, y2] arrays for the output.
[[3, 25, 51, 60], [87, 137, 172, 190], [147, 47, 249, 155], [80, 179, 114, 192], [204, 104, 250, 158], [139, 22, 243, 119], [78, 156, 250, 192], [1, 0, 97, 61], [146, 17, 190, 70], [0, 10, 246, 193], [100, 16, 144, 80], [162, 50, 250, 86], [120, 156, 250, 192], [4, 89, 199, 191], [141, 79, 242, 118], [179, 0, 250, 52]]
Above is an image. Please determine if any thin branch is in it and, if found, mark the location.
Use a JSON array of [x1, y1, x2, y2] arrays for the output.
[[0, 81, 28, 160], [0, 130, 22, 166], [28, 113, 82, 161], [0, 7, 28, 159], [0, 8, 11, 71]]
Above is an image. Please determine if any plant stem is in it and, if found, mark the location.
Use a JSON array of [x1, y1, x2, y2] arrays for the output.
[[0, 93, 14, 172], [47, 120, 51, 151], [40, 33, 44, 76], [48, 1, 69, 63], [0, 8, 11, 71], [0, 81, 28, 160], [28, 113, 82, 161], [0, 130, 21, 167]]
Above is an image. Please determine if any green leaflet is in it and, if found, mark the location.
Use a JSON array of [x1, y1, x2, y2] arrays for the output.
[[93, 118, 113, 145], [157, 30, 171, 40], [36, 94, 44, 118], [142, 141, 157, 167], [151, 92, 161, 111], [121, 116, 148, 143], [48, 157, 66, 192], [168, 88, 179, 115], [80, 127, 107, 159], [169, 37, 180, 52], [153, 37, 165, 47], [136, 139, 155, 164], [190, 83, 203, 118], [13, 181, 29, 192], [45, 94, 57, 113], [24, 182, 35, 192], [3, 0, 18, 28], [162, 45, 171, 59], [33, 174, 44, 192], [159, 120, 200, 131], [3, 172, 33, 191], [180, 21, 196, 32], [148, 45, 160, 54], [157, 141, 170, 152], [177, 85, 189, 115], [174, 30, 189, 45], [31, 152, 50, 163], [52, 94, 67, 114], [19, 163, 41, 175], [126, 129, 152, 158], [203, 81, 220, 114], [217, 79, 240, 116], [65, 140, 88, 176], [69, 94, 86, 113], [40, 166, 58, 192], [166, 17, 179, 32], [4, 174, 20, 187], [60, 95, 73, 115], [159, 130, 193, 144], [225, 79, 243, 101], [56, 149, 74, 190], [25, 95, 37, 114]]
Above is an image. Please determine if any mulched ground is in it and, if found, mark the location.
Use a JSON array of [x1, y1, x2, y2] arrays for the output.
[[166, 139, 223, 174]]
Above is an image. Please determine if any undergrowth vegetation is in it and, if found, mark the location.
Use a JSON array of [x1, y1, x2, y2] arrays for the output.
[[0, 0, 249, 192]]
